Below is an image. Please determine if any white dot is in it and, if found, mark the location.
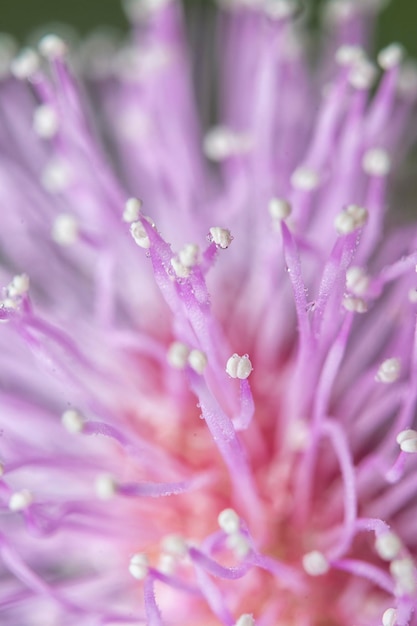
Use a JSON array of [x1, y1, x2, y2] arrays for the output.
[[226, 354, 253, 380], [218, 508, 240, 534], [376, 358, 401, 384], [42, 159, 71, 193], [209, 226, 233, 249], [52, 214, 79, 246], [9, 489, 33, 512], [235, 615, 255, 626], [346, 266, 369, 296], [95, 474, 117, 500], [342, 296, 368, 314], [349, 59, 377, 90], [33, 105, 59, 139], [396, 429, 417, 453], [178, 243, 199, 268], [390, 558, 416, 595], [167, 341, 190, 369], [334, 204, 368, 235], [7, 274, 29, 298], [38, 34, 67, 59], [161, 534, 188, 557], [130, 221, 150, 249], [302, 550, 329, 576], [10, 48, 39, 79], [123, 198, 143, 223], [291, 167, 320, 191], [362, 148, 391, 177], [375, 532, 402, 561], [335, 44, 365, 67], [268, 198, 292, 221], [188, 349, 208, 375], [61, 409, 84, 434], [378, 43, 404, 70], [382, 608, 397, 626], [170, 257, 190, 279], [129, 553, 149, 580]]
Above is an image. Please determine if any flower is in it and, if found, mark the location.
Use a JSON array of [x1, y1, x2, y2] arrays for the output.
[[1, 0, 417, 624]]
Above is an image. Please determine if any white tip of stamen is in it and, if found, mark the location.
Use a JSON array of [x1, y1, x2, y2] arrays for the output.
[[188, 349, 208, 375], [11, 48, 39, 79], [227, 532, 251, 559], [130, 221, 150, 249], [209, 226, 233, 249], [382, 608, 397, 626], [170, 256, 190, 279], [61, 409, 84, 434], [291, 167, 320, 191], [218, 508, 240, 534], [396, 429, 417, 453], [264, 0, 299, 19], [408, 288, 417, 303], [167, 341, 190, 369], [158, 553, 176, 575], [375, 532, 402, 561], [390, 557, 416, 595], [179, 243, 199, 268], [95, 474, 118, 500], [346, 266, 369, 296], [9, 489, 33, 512], [52, 214, 79, 246], [362, 148, 391, 177], [288, 419, 310, 451], [38, 34, 67, 59], [123, 198, 143, 223], [129, 553, 149, 580], [349, 59, 377, 90], [33, 104, 59, 139], [161, 534, 188, 557], [378, 43, 404, 70], [123, 0, 172, 21], [342, 295, 368, 314], [335, 204, 368, 235], [376, 358, 401, 384], [226, 354, 253, 380], [7, 274, 29, 298], [235, 615, 255, 626], [268, 198, 292, 221], [204, 127, 252, 161], [335, 44, 365, 66], [42, 159, 71, 193], [302, 550, 329, 576]]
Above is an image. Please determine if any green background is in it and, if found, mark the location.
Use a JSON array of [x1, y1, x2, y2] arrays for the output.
[[0, 0, 415, 57]]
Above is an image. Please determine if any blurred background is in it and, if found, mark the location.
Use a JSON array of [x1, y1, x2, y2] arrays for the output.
[[1, 0, 415, 57]]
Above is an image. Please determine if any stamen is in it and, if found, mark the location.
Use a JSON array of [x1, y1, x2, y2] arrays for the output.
[[33, 105, 59, 139], [218, 508, 240, 534], [376, 358, 401, 384], [390, 557, 416, 595], [209, 227, 233, 249], [9, 489, 33, 512], [378, 43, 404, 71], [302, 550, 329, 576], [396, 429, 417, 453], [342, 296, 368, 314], [123, 198, 143, 223], [42, 159, 71, 193], [129, 553, 149, 581], [61, 409, 84, 434], [95, 474, 118, 500], [349, 59, 377, 90], [188, 349, 208, 374], [52, 214, 79, 246], [38, 34, 67, 59], [170, 257, 191, 279], [290, 167, 320, 191], [375, 531, 402, 561], [335, 45, 365, 67], [130, 221, 151, 249], [346, 267, 369, 296], [226, 354, 253, 380], [264, 0, 300, 19], [235, 615, 255, 626], [362, 148, 391, 177], [268, 198, 292, 221], [167, 341, 190, 369], [204, 127, 252, 161], [161, 534, 188, 557], [178, 244, 199, 268], [382, 608, 397, 626], [123, 0, 172, 22], [10, 48, 39, 79], [7, 274, 29, 298], [408, 288, 417, 303], [334, 204, 368, 235]]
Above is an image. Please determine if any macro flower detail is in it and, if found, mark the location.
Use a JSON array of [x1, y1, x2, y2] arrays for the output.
[[1, 0, 417, 624]]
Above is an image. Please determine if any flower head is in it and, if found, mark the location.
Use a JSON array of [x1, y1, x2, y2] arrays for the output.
[[1, 0, 417, 625]]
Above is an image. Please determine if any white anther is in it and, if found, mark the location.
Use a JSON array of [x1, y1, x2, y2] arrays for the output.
[[290, 167, 320, 191], [9, 489, 33, 512], [376, 358, 401, 384], [7, 274, 29, 298], [390, 557, 416, 595], [268, 198, 292, 221], [346, 266, 369, 296], [396, 429, 417, 453], [161, 534, 188, 557], [123, 198, 143, 223], [167, 342, 190, 370], [264, 0, 299, 19], [123, 0, 172, 21], [10, 48, 39, 79], [130, 221, 150, 249], [33, 104, 59, 139], [95, 474, 117, 500], [179, 243, 199, 268], [235, 615, 255, 626], [375, 532, 402, 561], [38, 34, 67, 59], [188, 349, 208, 375], [61, 409, 84, 434], [227, 533, 251, 559], [349, 59, 377, 90], [209, 227, 233, 249], [218, 508, 240, 534], [42, 159, 71, 193], [408, 288, 417, 303], [335, 44, 365, 66], [52, 214, 79, 246], [129, 553, 149, 580], [342, 296, 368, 314], [203, 127, 252, 161], [170, 257, 190, 279], [1, 298, 18, 310], [362, 148, 391, 177], [324, 0, 355, 23], [302, 550, 329, 576], [382, 608, 397, 626], [288, 419, 310, 451], [226, 354, 253, 380], [335, 204, 368, 235], [158, 553, 176, 575], [378, 43, 404, 71]]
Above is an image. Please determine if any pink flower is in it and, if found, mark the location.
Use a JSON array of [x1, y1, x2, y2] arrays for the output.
[[1, 0, 417, 624]]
